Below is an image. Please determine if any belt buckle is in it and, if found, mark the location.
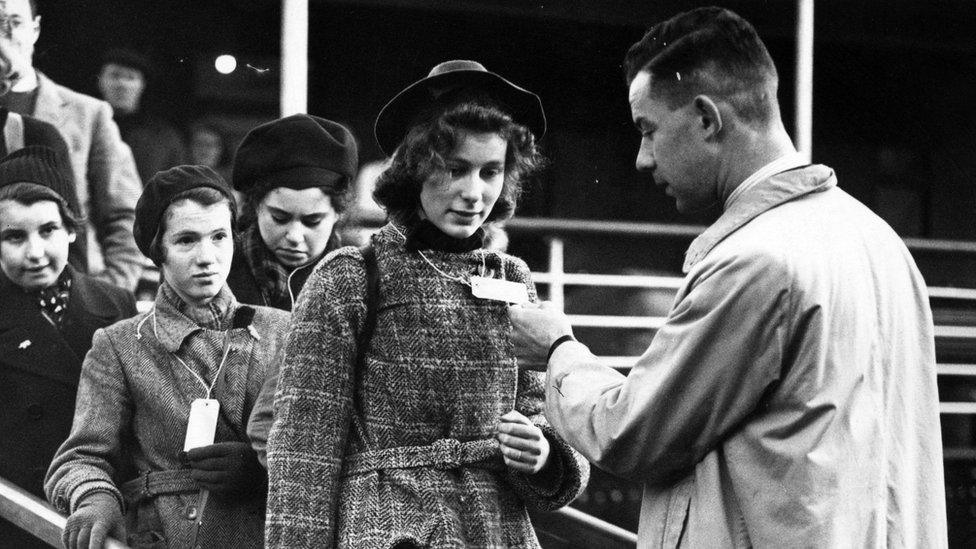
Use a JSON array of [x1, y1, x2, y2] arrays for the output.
[[431, 438, 461, 470]]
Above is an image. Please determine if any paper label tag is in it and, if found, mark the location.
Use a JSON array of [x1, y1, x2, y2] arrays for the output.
[[470, 276, 529, 304], [184, 398, 220, 451]]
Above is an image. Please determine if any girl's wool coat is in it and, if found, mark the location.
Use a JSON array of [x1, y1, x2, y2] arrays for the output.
[[46, 283, 290, 548], [266, 224, 589, 548], [0, 268, 136, 548]]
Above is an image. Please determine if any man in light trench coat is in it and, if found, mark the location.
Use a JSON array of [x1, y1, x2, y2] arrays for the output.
[[508, 7, 948, 548]]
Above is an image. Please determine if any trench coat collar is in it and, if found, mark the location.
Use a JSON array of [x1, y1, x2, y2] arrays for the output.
[[151, 282, 237, 353], [683, 164, 837, 273]]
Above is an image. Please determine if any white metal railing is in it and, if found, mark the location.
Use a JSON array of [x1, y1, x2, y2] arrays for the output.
[[504, 218, 976, 419]]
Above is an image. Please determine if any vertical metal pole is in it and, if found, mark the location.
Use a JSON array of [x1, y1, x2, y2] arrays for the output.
[[549, 237, 565, 311], [795, 0, 814, 162], [281, 0, 309, 116]]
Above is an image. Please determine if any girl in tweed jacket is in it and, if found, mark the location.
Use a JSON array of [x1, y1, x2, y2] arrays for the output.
[[46, 167, 290, 549], [266, 60, 589, 549]]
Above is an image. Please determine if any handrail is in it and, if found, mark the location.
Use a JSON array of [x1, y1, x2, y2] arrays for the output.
[[544, 506, 639, 545], [504, 217, 976, 255], [0, 477, 128, 548], [1, 474, 637, 548]]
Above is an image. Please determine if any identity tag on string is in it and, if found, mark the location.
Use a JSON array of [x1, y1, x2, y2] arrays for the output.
[[184, 398, 220, 451], [470, 276, 529, 304]]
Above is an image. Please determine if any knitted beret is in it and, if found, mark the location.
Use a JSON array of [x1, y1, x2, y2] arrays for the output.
[[134, 165, 236, 260], [232, 114, 358, 199], [0, 146, 76, 211]]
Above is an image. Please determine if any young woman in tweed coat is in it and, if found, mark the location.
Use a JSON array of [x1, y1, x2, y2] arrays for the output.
[[46, 166, 290, 549], [265, 60, 589, 549]]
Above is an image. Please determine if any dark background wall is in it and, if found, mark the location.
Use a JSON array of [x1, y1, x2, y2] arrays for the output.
[[35, 0, 976, 245]]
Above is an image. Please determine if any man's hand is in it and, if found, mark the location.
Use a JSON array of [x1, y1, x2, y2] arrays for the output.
[[508, 301, 574, 370], [185, 441, 266, 496], [496, 410, 551, 474], [62, 492, 125, 549]]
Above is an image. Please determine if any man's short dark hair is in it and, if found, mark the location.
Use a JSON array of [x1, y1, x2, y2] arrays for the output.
[[624, 6, 779, 125]]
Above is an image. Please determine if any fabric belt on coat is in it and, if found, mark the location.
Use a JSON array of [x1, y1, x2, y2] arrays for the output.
[[121, 469, 198, 502], [342, 438, 503, 477]]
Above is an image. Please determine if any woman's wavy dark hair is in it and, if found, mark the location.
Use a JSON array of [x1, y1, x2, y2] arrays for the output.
[[373, 99, 545, 225]]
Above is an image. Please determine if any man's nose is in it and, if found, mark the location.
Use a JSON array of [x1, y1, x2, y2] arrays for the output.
[[635, 145, 655, 172]]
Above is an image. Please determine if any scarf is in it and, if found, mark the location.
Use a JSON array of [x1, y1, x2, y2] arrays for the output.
[[35, 268, 72, 327]]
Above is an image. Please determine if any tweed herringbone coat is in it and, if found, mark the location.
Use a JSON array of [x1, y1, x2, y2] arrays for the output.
[[266, 223, 589, 548], [45, 283, 290, 548]]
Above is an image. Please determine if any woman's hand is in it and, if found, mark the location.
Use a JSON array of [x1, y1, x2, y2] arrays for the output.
[[62, 492, 125, 549], [495, 410, 550, 474]]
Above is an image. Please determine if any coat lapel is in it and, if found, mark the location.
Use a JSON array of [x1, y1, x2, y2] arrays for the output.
[[31, 72, 67, 128], [683, 165, 837, 272], [0, 281, 81, 386]]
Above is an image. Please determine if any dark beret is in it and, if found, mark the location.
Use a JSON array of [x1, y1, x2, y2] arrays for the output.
[[134, 165, 236, 261], [0, 146, 77, 214], [232, 114, 359, 199]]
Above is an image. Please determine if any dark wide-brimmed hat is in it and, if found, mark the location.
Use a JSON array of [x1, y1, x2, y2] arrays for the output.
[[134, 165, 236, 262], [374, 60, 546, 157], [232, 114, 359, 198]]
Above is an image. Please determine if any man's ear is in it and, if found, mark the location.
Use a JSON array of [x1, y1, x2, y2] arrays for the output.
[[31, 16, 41, 46], [67, 231, 77, 244], [693, 95, 723, 139]]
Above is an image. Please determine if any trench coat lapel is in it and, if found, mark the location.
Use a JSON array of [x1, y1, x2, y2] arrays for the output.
[[684, 164, 837, 272]]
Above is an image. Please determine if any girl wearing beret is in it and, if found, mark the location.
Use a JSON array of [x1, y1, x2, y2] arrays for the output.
[[226, 114, 358, 469], [46, 166, 291, 549], [0, 147, 136, 549], [266, 60, 589, 548], [227, 114, 358, 312]]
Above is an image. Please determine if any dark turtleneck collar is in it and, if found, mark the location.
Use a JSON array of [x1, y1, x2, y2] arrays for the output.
[[404, 219, 485, 253]]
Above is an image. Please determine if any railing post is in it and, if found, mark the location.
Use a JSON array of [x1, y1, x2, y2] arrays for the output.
[[280, 0, 308, 116], [548, 237, 565, 310], [795, 0, 814, 162]]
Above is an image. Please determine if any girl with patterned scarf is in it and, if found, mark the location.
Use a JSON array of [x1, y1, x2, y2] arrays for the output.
[[265, 60, 589, 548], [0, 146, 136, 549], [226, 114, 358, 312]]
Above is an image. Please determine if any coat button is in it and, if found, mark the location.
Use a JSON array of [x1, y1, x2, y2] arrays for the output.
[[185, 505, 198, 520], [26, 404, 44, 420]]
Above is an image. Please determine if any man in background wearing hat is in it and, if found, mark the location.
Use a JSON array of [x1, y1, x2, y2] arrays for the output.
[[98, 48, 186, 185], [0, 0, 143, 291], [229, 113, 359, 469], [0, 146, 136, 549], [509, 7, 947, 547]]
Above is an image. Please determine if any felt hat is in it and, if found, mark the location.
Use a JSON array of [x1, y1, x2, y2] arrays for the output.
[[232, 114, 359, 199], [374, 60, 546, 156], [134, 165, 236, 261]]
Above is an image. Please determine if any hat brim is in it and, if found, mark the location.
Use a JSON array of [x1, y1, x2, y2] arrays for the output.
[[374, 69, 546, 157]]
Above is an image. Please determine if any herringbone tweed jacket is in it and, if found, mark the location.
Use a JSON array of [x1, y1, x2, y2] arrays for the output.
[[266, 223, 589, 548], [46, 283, 290, 548]]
